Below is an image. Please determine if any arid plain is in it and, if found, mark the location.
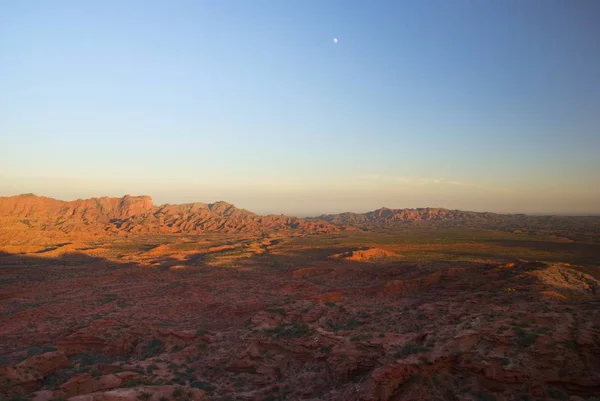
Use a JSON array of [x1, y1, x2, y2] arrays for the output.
[[1, 194, 599, 401]]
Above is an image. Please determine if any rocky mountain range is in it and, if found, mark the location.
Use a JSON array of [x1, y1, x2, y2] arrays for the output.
[[0, 194, 336, 236], [313, 207, 600, 242], [2, 194, 599, 241]]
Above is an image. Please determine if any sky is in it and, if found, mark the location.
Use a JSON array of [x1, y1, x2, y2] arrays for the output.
[[1, 0, 599, 216]]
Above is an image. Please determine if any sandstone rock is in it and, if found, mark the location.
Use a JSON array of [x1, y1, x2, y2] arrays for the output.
[[453, 330, 481, 352], [313, 291, 342, 303], [60, 371, 141, 397], [0, 194, 337, 236], [326, 344, 381, 383], [56, 322, 144, 356], [18, 351, 69, 375], [225, 358, 257, 373], [330, 248, 401, 262], [293, 267, 331, 278], [67, 385, 210, 401], [31, 390, 56, 401], [0, 365, 44, 394], [577, 327, 599, 346], [362, 361, 421, 401], [483, 364, 527, 384], [152, 328, 198, 349], [96, 365, 124, 375]]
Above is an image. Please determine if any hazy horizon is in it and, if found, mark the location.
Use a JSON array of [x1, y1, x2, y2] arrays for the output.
[[2, 1, 599, 216]]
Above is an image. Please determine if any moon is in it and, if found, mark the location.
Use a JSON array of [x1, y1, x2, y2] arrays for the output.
[[333, 37, 338, 44]]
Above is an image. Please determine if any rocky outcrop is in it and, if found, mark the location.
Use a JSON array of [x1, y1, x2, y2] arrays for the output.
[[0, 364, 44, 394], [152, 328, 199, 349], [56, 321, 145, 356], [312, 207, 600, 241], [330, 248, 401, 262], [67, 385, 210, 401], [0, 351, 69, 395], [326, 344, 382, 383], [18, 351, 69, 375], [60, 371, 142, 397], [362, 361, 422, 401], [0, 194, 337, 235]]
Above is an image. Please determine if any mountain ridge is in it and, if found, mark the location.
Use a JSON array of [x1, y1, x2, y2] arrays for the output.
[[2, 194, 599, 241], [0, 194, 336, 235]]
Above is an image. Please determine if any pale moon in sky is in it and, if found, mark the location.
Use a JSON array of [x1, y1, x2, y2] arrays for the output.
[[333, 37, 338, 44]]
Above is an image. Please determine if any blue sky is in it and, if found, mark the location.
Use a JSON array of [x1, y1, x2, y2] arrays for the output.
[[1, 0, 599, 215]]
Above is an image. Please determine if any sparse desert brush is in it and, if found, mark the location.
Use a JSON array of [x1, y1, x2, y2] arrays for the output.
[[264, 322, 314, 338], [393, 343, 431, 358], [266, 307, 286, 316], [330, 318, 359, 333], [190, 380, 213, 392], [137, 392, 151, 401], [513, 327, 539, 347], [349, 333, 371, 342], [172, 387, 193, 401], [142, 339, 165, 358]]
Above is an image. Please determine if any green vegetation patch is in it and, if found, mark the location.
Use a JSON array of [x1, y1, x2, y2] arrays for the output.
[[393, 343, 431, 358], [330, 318, 359, 332], [264, 322, 315, 338], [141, 339, 165, 358], [513, 327, 539, 347]]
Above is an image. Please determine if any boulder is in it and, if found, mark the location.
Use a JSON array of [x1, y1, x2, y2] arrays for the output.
[[18, 351, 69, 375], [362, 362, 421, 401], [60, 371, 141, 397], [0, 365, 44, 394]]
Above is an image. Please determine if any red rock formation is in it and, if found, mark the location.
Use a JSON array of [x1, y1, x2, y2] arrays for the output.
[[56, 321, 145, 356], [330, 248, 401, 262], [0, 194, 337, 236], [0, 365, 44, 394], [67, 385, 210, 401], [18, 351, 69, 375], [60, 371, 142, 397]]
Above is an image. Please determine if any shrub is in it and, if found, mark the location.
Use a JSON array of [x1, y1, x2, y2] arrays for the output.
[[513, 327, 538, 347], [191, 380, 213, 392], [137, 392, 151, 401], [142, 339, 165, 358], [266, 308, 286, 316], [101, 294, 118, 304], [331, 319, 359, 332], [393, 343, 431, 358], [26, 347, 43, 357], [264, 322, 314, 338]]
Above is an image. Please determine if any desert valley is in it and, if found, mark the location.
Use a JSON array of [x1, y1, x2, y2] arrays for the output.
[[0, 194, 599, 401]]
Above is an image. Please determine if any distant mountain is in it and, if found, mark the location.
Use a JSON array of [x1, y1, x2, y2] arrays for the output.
[[0, 194, 337, 235], [312, 207, 496, 225], [310, 207, 600, 242], [1, 195, 599, 242]]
